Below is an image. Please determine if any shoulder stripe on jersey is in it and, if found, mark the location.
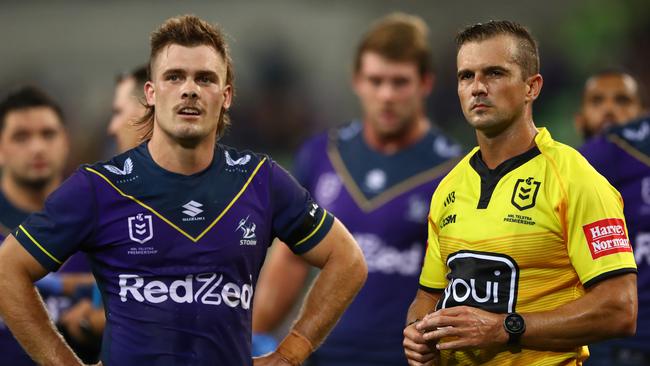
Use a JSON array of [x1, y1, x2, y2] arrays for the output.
[[84, 157, 267, 243], [294, 209, 329, 247], [327, 140, 460, 212], [18, 225, 62, 264], [607, 134, 650, 167]]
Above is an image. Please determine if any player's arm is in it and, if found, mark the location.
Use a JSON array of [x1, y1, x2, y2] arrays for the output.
[[0, 235, 86, 366], [253, 239, 310, 333], [254, 218, 367, 366], [403, 289, 441, 366]]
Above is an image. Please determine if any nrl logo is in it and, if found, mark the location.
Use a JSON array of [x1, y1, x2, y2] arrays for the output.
[[128, 213, 153, 244], [511, 177, 541, 211], [225, 151, 251, 166], [104, 157, 134, 175]]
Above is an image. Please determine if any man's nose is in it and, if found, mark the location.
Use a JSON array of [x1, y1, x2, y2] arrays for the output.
[[471, 75, 487, 97], [182, 90, 198, 99]]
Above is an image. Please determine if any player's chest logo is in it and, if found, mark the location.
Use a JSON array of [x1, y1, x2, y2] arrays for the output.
[[182, 200, 206, 222], [315, 172, 342, 206], [365, 169, 386, 192], [128, 213, 153, 244], [511, 177, 541, 211], [236, 215, 257, 246]]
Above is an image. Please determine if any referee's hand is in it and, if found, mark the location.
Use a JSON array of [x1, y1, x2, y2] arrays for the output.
[[403, 321, 438, 366], [417, 306, 507, 350]]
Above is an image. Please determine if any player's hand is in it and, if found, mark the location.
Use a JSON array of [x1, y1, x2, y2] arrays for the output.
[[59, 299, 93, 342], [417, 306, 508, 350], [403, 321, 438, 366], [253, 351, 295, 366]]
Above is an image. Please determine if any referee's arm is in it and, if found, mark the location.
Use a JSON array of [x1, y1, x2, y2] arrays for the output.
[[414, 273, 636, 350]]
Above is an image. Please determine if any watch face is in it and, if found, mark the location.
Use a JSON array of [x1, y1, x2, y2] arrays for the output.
[[505, 314, 525, 334]]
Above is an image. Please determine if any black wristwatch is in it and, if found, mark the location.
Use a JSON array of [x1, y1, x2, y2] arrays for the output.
[[503, 313, 525, 345]]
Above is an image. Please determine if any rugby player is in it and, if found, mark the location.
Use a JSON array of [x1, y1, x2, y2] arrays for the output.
[[403, 20, 637, 365], [0, 86, 95, 365], [580, 113, 649, 364], [0, 15, 366, 366], [253, 13, 461, 365], [107, 65, 148, 153], [575, 69, 643, 140]]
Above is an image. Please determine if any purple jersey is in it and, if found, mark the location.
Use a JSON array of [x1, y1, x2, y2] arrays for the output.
[[579, 116, 650, 350], [0, 191, 92, 366], [13, 143, 333, 366], [295, 121, 461, 365]]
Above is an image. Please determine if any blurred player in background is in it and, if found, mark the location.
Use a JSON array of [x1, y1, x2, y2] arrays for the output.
[[107, 66, 148, 153], [59, 65, 150, 349], [0, 86, 95, 365], [575, 69, 643, 140], [404, 20, 637, 365], [0, 15, 366, 366], [578, 71, 648, 365], [253, 13, 462, 365]]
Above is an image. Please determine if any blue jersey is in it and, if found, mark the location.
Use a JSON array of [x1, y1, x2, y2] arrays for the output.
[[294, 121, 461, 366], [0, 191, 34, 365], [579, 117, 650, 351], [0, 190, 92, 366], [14, 143, 334, 366]]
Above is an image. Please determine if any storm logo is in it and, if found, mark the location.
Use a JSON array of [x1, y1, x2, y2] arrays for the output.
[[438, 251, 519, 313]]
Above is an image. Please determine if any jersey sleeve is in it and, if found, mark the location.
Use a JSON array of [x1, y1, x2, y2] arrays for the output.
[[419, 187, 448, 292], [565, 163, 637, 287], [13, 169, 96, 272], [269, 159, 334, 255]]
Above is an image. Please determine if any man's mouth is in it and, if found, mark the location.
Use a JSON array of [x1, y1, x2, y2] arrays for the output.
[[471, 103, 489, 110], [178, 107, 202, 116]]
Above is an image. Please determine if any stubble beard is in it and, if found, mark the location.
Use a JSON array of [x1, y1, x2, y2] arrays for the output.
[[11, 170, 54, 191]]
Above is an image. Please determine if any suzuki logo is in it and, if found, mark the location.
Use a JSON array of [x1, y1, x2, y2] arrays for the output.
[[182, 201, 204, 217], [104, 157, 134, 175]]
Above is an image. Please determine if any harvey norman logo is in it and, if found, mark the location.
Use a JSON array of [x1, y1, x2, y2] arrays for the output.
[[583, 218, 631, 259], [182, 201, 205, 222]]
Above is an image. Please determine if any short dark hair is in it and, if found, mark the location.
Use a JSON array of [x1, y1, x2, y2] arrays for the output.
[[0, 86, 64, 132], [583, 67, 647, 107], [117, 65, 149, 100], [354, 12, 434, 76], [138, 15, 234, 140], [456, 20, 539, 79]]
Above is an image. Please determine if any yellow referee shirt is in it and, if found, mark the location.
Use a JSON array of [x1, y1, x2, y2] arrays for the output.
[[419, 128, 637, 365]]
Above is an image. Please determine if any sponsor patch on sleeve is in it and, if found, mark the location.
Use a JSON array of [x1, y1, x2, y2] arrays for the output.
[[582, 218, 631, 259]]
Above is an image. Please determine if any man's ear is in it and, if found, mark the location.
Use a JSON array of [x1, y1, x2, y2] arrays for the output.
[[144, 81, 155, 106], [526, 74, 543, 103]]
